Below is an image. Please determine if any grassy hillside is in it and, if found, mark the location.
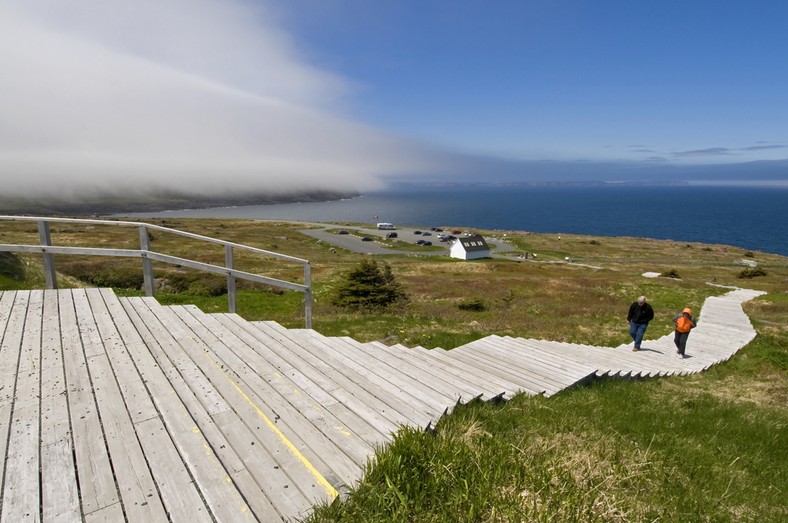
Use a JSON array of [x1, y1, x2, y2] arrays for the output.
[[1, 218, 785, 521]]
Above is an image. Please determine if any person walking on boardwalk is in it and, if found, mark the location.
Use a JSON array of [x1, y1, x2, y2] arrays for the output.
[[673, 307, 697, 358], [627, 296, 654, 351]]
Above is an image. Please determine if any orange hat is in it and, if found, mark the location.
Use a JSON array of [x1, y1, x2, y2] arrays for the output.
[[682, 308, 692, 314]]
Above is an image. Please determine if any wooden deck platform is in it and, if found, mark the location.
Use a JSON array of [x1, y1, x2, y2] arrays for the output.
[[0, 286, 764, 521]]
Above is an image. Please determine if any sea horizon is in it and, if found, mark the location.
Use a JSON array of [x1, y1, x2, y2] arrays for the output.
[[120, 185, 788, 257]]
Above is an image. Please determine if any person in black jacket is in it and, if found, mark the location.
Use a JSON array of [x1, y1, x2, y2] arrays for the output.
[[627, 296, 654, 351]]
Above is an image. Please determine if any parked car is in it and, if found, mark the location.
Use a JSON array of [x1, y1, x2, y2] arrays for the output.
[[422, 241, 432, 246], [414, 230, 422, 235], [361, 236, 373, 241], [386, 232, 398, 238], [337, 230, 349, 235], [415, 239, 426, 245], [421, 232, 432, 236]]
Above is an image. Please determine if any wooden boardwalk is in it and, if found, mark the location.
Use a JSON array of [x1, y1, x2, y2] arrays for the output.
[[0, 286, 764, 522]]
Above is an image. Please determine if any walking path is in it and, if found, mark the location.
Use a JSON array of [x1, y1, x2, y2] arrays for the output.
[[0, 286, 764, 521]]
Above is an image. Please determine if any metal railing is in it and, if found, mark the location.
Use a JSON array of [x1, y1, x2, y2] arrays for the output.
[[0, 215, 312, 327]]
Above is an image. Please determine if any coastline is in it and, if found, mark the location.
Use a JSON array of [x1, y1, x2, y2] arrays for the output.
[[0, 189, 360, 216], [115, 186, 788, 257]]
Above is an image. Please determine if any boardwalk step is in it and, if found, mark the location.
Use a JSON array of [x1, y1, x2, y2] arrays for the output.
[[0, 286, 765, 522]]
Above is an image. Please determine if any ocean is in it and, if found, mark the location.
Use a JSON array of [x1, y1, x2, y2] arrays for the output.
[[122, 185, 788, 256]]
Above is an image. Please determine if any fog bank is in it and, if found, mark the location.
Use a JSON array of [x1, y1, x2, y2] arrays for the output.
[[0, 1, 448, 199]]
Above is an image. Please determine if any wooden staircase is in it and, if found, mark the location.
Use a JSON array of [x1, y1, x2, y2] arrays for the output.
[[0, 286, 764, 522]]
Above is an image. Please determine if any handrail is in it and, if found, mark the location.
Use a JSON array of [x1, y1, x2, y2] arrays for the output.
[[0, 215, 312, 327]]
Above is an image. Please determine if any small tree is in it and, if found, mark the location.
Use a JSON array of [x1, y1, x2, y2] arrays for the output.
[[333, 258, 406, 310]]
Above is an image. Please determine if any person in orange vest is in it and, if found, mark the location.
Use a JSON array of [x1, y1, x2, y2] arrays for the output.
[[673, 307, 697, 358]]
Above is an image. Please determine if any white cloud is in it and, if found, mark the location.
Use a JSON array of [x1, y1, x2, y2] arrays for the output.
[[0, 0, 445, 198]]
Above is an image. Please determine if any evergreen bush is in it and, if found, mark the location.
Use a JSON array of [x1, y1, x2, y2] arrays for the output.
[[333, 258, 406, 310]]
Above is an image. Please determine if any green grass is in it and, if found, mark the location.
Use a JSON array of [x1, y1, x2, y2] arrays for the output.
[[307, 298, 787, 522], [2, 218, 786, 521]]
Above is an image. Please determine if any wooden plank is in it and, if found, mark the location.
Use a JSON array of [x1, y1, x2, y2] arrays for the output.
[[404, 345, 524, 399], [494, 338, 610, 382], [97, 290, 259, 523], [0, 290, 15, 333], [171, 305, 372, 482], [71, 289, 169, 522], [459, 338, 590, 390], [215, 314, 408, 438], [40, 290, 80, 522], [463, 344, 581, 390], [306, 332, 477, 405], [84, 290, 211, 522], [533, 341, 645, 378], [225, 314, 432, 430], [440, 341, 559, 396], [123, 297, 315, 520], [441, 344, 550, 395], [0, 291, 25, 489], [116, 295, 280, 522], [343, 339, 497, 401], [396, 344, 511, 398], [85, 352, 169, 521], [83, 503, 125, 523], [221, 314, 436, 430], [2, 289, 43, 522], [57, 290, 120, 518], [292, 329, 459, 434], [489, 336, 598, 380], [135, 301, 335, 509], [280, 328, 455, 417]]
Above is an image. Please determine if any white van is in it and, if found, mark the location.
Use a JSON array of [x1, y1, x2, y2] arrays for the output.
[[376, 223, 396, 230]]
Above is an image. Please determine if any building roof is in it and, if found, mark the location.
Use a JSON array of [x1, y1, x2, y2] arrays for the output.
[[456, 235, 490, 252]]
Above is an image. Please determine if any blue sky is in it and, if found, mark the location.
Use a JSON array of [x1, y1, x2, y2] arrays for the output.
[[1, 0, 786, 198], [279, 0, 788, 164]]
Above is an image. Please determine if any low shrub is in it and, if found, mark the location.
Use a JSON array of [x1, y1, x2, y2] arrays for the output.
[[660, 269, 681, 279], [738, 267, 767, 279], [90, 268, 145, 289], [61, 262, 144, 289], [458, 298, 487, 312], [0, 252, 25, 281], [187, 277, 227, 297]]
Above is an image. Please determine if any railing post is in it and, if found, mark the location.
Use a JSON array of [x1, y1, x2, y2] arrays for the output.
[[37, 220, 57, 289], [138, 226, 155, 297], [304, 262, 312, 329], [225, 245, 236, 314]]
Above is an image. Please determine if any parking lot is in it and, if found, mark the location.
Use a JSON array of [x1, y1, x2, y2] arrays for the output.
[[298, 223, 514, 256]]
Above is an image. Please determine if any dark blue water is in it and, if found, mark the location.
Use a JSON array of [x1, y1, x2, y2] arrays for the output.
[[124, 186, 788, 256]]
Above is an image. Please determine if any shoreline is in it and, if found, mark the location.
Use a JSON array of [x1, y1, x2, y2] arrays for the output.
[[0, 190, 360, 216]]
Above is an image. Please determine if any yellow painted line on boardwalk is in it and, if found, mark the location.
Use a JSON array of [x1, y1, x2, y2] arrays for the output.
[[204, 354, 338, 499]]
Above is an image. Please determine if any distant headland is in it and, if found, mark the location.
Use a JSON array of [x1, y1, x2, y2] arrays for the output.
[[0, 190, 360, 216]]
